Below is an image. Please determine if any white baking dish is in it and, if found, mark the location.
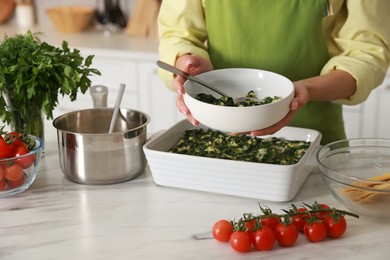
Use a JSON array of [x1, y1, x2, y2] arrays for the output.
[[143, 120, 322, 202]]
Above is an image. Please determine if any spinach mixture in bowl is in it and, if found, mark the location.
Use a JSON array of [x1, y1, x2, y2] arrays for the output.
[[196, 90, 282, 107], [169, 129, 311, 165]]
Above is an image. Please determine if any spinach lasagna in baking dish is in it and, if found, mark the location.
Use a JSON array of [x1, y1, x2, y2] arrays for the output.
[[169, 129, 310, 165]]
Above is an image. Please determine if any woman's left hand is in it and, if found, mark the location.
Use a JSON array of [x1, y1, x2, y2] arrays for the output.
[[233, 82, 310, 136]]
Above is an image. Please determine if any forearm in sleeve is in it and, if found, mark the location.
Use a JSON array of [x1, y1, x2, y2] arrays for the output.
[[322, 0, 390, 105], [157, 0, 210, 91]]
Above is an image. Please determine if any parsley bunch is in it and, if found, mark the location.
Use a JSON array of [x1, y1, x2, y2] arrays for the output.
[[0, 31, 101, 135]]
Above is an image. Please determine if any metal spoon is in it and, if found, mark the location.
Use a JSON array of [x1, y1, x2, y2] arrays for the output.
[[90, 84, 128, 132], [109, 83, 126, 133], [156, 60, 229, 97], [156, 60, 260, 103]]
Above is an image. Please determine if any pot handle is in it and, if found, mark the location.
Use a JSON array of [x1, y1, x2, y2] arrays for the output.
[[90, 85, 108, 108]]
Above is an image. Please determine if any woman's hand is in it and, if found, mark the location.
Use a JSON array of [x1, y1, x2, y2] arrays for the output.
[[235, 82, 310, 136], [245, 69, 355, 136], [173, 54, 214, 126]]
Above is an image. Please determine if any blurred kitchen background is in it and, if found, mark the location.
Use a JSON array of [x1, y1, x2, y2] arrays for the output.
[[0, 0, 389, 139], [5, 0, 134, 27]]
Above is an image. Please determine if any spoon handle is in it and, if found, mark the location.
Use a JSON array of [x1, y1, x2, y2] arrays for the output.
[[109, 83, 126, 134], [156, 60, 228, 97]]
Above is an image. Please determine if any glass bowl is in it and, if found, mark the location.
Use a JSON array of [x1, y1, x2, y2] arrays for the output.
[[0, 135, 44, 197], [316, 138, 390, 219]]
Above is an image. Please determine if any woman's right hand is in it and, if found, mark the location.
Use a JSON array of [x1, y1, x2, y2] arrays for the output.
[[173, 54, 214, 126]]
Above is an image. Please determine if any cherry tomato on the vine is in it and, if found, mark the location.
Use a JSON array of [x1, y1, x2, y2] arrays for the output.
[[244, 218, 256, 232], [311, 203, 331, 220], [261, 215, 280, 230], [304, 221, 327, 243], [291, 207, 309, 232], [275, 222, 298, 247], [324, 215, 347, 238], [212, 219, 233, 242], [230, 231, 252, 253], [259, 206, 281, 230], [252, 225, 275, 251], [211, 202, 356, 254]]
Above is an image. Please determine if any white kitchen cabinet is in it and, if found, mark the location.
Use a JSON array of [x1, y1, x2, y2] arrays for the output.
[[138, 61, 184, 132], [46, 49, 183, 135], [88, 55, 139, 108], [51, 54, 139, 116], [342, 69, 390, 139], [374, 79, 390, 138], [362, 74, 390, 139], [342, 103, 364, 139]]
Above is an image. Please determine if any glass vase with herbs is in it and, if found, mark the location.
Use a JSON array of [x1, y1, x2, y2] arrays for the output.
[[0, 31, 101, 140]]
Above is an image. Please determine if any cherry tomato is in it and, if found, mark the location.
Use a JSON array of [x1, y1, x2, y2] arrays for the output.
[[304, 221, 327, 242], [312, 203, 331, 220], [212, 219, 233, 242], [0, 178, 6, 191], [0, 136, 13, 158], [258, 206, 281, 230], [312, 203, 329, 208], [324, 215, 347, 238], [318, 204, 331, 218], [7, 175, 25, 188], [13, 145, 35, 169], [275, 223, 298, 247], [252, 225, 275, 251], [8, 132, 24, 149], [261, 215, 280, 230], [291, 207, 309, 232], [244, 219, 256, 231], [230, 231, 252, 253], [0, 165, 4, 181], [4, 163, 24, 182]]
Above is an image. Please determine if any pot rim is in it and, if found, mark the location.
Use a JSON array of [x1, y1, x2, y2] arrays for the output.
[[52, 107, 150, 135]]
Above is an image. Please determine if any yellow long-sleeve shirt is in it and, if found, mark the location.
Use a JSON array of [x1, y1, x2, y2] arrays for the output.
[[158, 0, 390, 105]]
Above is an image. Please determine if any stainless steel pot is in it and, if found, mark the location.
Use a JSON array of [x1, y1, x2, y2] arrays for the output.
[[53, 108, 150, 184]]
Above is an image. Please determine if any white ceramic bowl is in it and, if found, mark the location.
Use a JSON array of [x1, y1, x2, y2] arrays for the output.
[[183, 68, 294, 132]]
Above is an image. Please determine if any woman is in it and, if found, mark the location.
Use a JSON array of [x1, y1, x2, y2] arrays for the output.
[[157, 0, 390, 144]]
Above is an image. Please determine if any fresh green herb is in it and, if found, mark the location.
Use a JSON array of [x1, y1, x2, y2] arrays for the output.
[[169, 129, 311, 165], [0, 31, 101, 136], [196, 90, 282, 107]]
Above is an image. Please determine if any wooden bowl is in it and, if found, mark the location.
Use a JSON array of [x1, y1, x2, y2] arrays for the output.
[[0, 0, 16, 24], [46, 6, 94, 33]]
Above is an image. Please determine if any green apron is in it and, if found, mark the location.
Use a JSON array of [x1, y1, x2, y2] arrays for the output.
[[205, 0, 346, 144]]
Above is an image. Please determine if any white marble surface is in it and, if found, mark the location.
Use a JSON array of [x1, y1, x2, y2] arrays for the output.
[[1, 128, 390, 260]]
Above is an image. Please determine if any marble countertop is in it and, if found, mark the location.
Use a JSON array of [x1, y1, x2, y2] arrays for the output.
[[1, 128, 390, 260]]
